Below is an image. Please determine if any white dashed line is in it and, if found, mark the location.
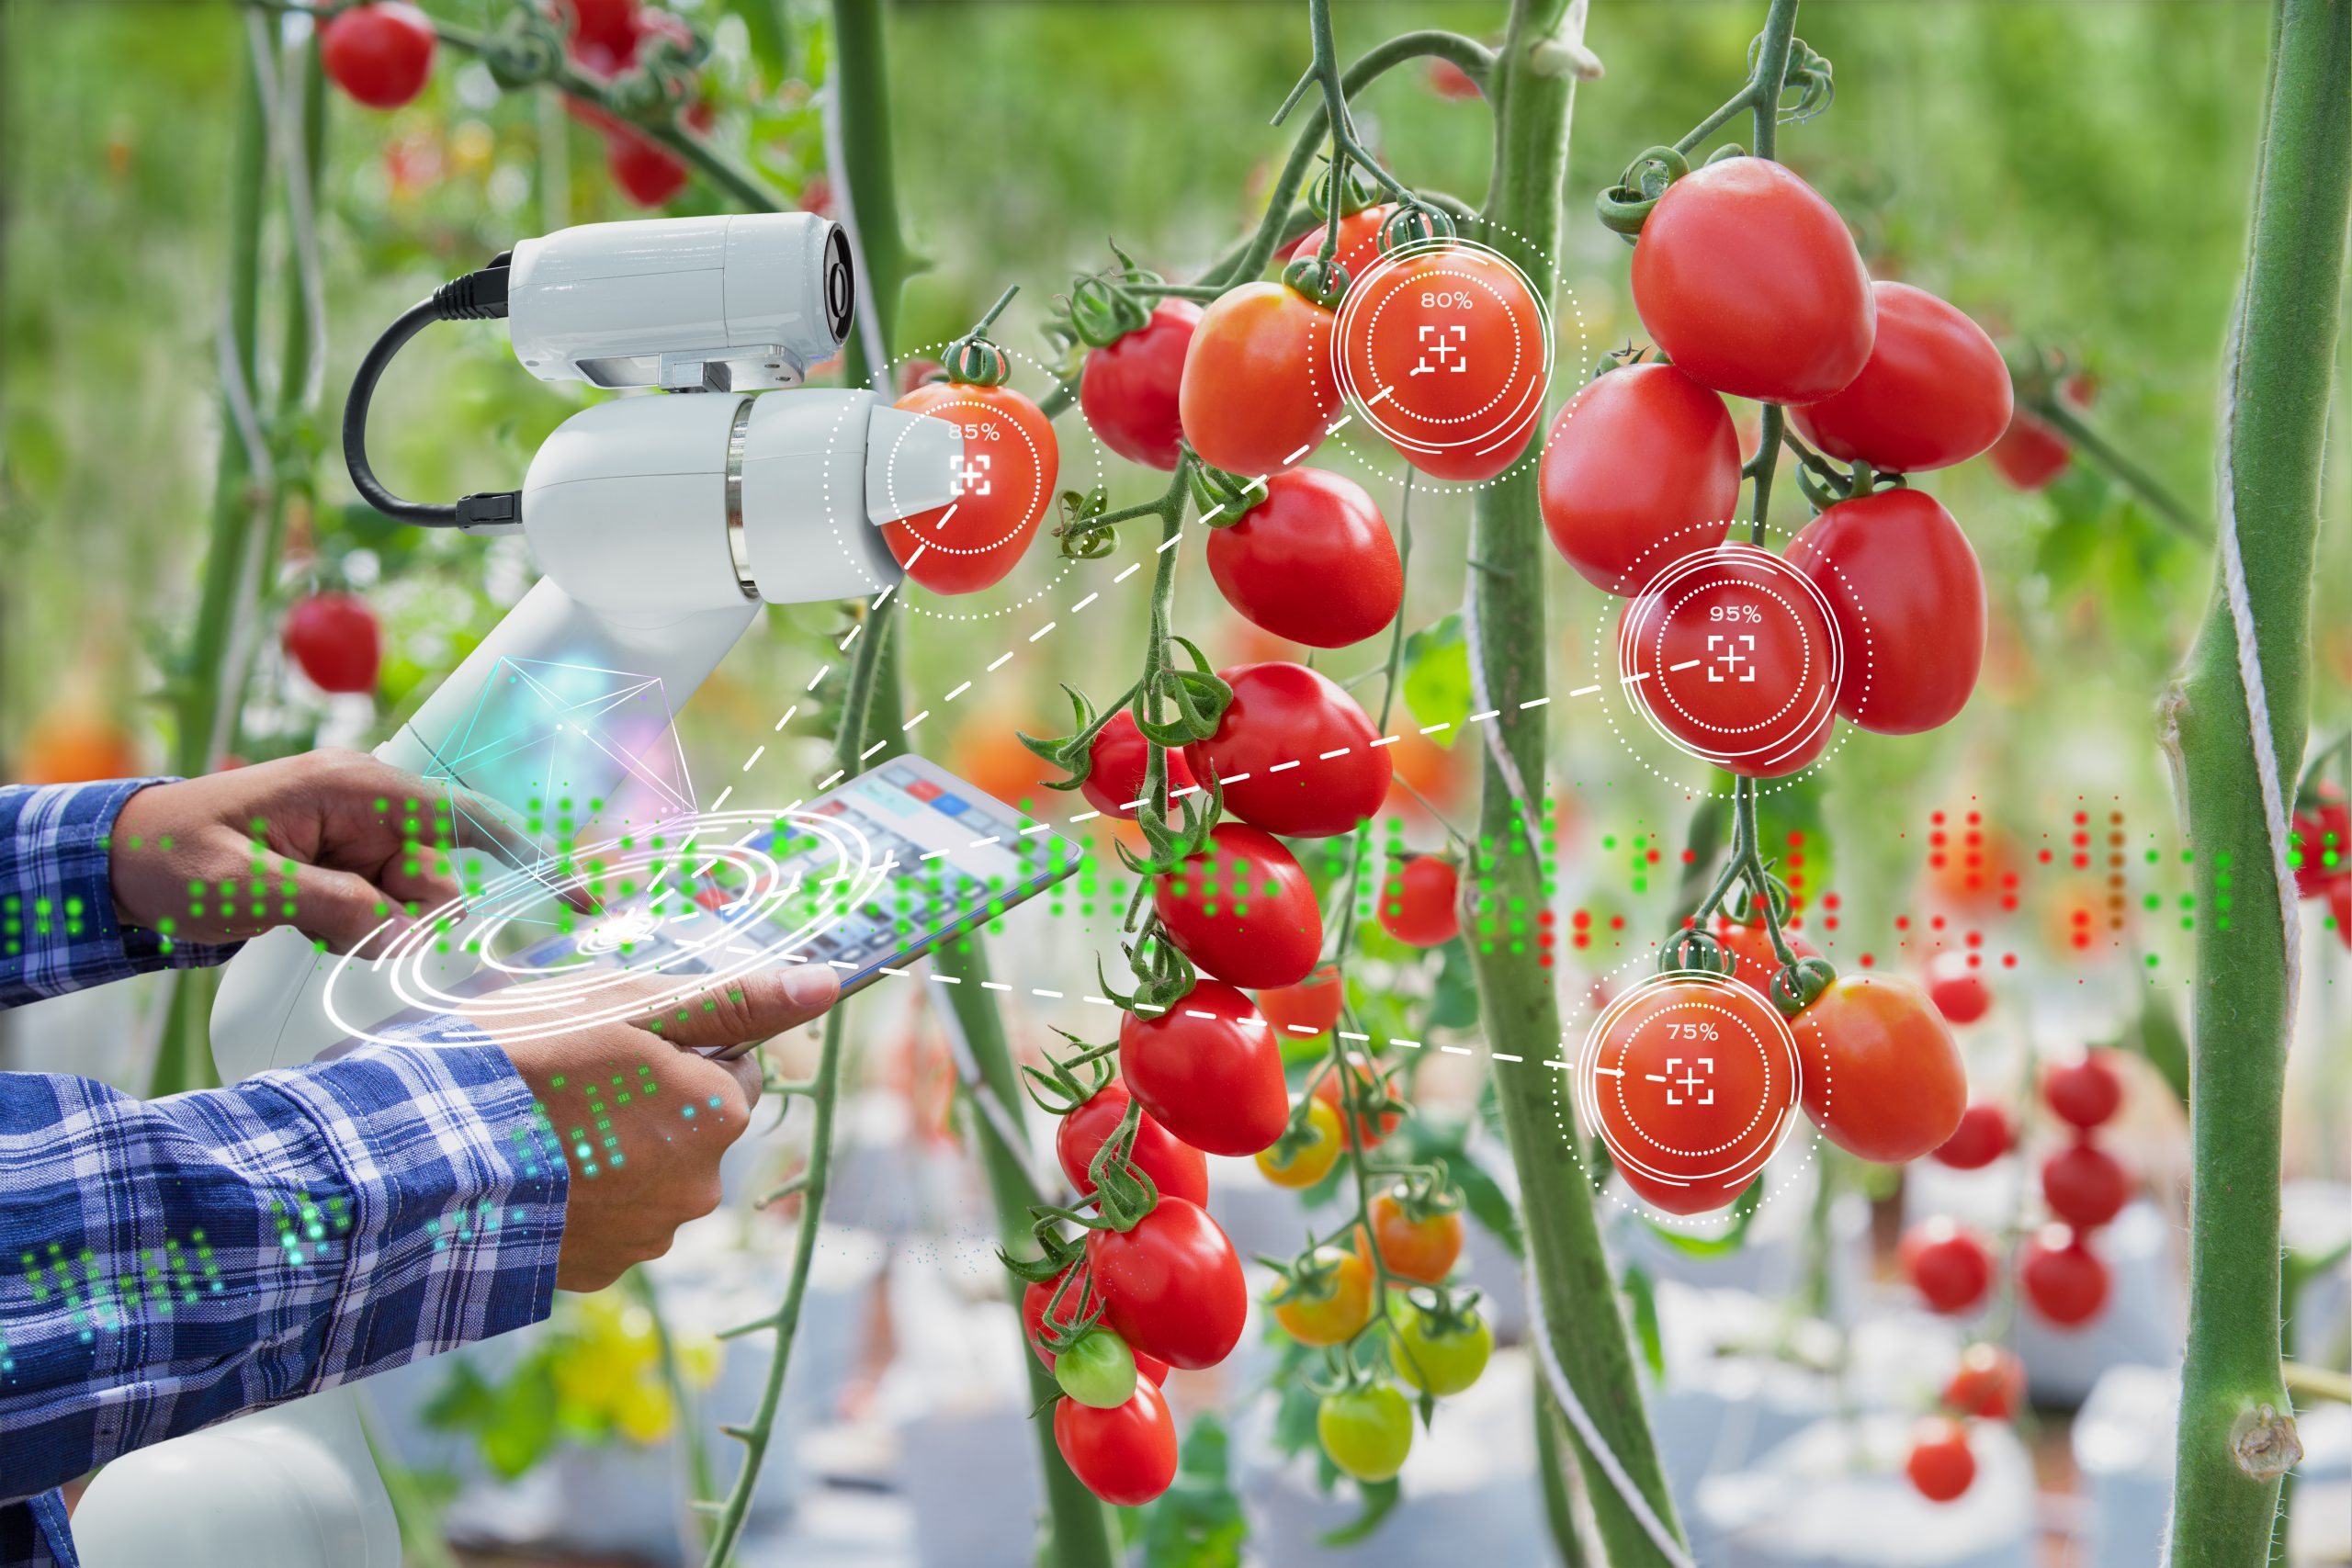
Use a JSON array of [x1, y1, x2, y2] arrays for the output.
[[1441, 1045, 1473, 1056], [741, 746, 766, 771], [817, 770, 845, 790], [1033, 988, 1063, 999], [774, 705, 798, 731], [1369, 735, 1400, 748], [969, 836, 1001, 849], [1268, 761, 1300, 773], [840, 623, 864, 651], [1668, 659, 1701, 672], [1421, 722, 1452, 735], [1338, 1031, 1371, 1043], [709, 784, 734, 811], [1282, 442, 1312, 464], [1520, 696, 1549, 709], [1319, 747, 1351, 760], [903, 710, 929, 730], [988, 653, 1013, 672], [1069, 810, 1100, 823], [981, 981, 1012, 992], [1157, 534, 1183, 553], [860, 740, 887, 760], [1467, 709, 1499, 724], [807, 666, 831, 692], [1029, 622, 1057, 642], [945, 682, 972, 702], [1325, 414, 1352, 435], [1568, 684, 1601, 697], [1491, 1052, 1523, 1063], [1073, 592, 1099, 613], [1114, 563, 1140, 583]]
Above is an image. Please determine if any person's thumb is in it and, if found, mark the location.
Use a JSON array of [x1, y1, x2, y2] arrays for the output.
[[626, 964, 840, 1056], [290, 865, 414, 956]]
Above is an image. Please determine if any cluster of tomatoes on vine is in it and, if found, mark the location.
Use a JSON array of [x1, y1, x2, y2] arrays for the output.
[[1896, 1047, 2132, 1502], [317, 0, 725, 209]]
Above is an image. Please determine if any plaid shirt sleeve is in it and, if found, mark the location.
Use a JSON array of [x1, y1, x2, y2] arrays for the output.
[[0, 780, 242, 1004], [0, 1011, 567, 1518]]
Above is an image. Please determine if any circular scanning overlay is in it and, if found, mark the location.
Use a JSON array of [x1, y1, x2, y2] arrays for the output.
[[1333, 237, 1552, 479], [888, 389, 1053, 562], [323, 807, 891, 1049], [1618, 543, 1842, 778], [1576, 971, 1804, 1216]]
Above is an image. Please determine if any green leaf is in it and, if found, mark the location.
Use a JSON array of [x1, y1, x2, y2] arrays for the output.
[[1427, 935, 1480, 1030], [1138, 1412, 1249, 1568], [1638, 1173, 1763, 1258], [1621, 1264, 1666, 1382], [1318, 1477, 1401, 1547], [724, 0, 789, 83], [1400, 615, 1471, 746], [2126, 984, 2191, 1107]]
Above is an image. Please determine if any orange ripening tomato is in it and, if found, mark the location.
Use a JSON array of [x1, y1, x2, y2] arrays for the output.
[[19, 710, 141, 784], [1270, 1244, 1375, 1346], [1178, 280, 1340, 477], [884, 380, 1058, 594], [1258, 963, 1345, 1042], [1709, 917, 1824, 1007], [1334, 243, 1547, 481], [1793, 974, 1968, 1164], [1368, 1191, 1464, 1284], [1314, 1052, 1402, 1150]]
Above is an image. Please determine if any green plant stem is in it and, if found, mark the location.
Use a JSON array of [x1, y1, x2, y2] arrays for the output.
[[1533, 1382, 1592, 1568], [2164, 2, 2350, 1563], [1464, 2, 1686, 1562], [152, 21, 276, 1100], [2027, 394, 2208, 541], [828, 0, 919, 387], [934, 940, 1123, 1568], [698, 601, 898, 1568]]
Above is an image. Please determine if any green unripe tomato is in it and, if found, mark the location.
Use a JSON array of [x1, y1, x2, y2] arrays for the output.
[[1055, 1326, 1139, 1410], [1389, 1301, 1492, 1396], [1317, 1382, 1413, 1483]]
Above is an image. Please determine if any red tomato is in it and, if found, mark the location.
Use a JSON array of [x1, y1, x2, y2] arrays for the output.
[[1152, 823, 1322, 989], [885, 381, 1057, 594], [1258, 963, 1345, 1041], [1428, 57, 1482, 99], [283, 592, 382, 694], [1619, 545, 1839, 778], [1942, 1344, 2024, 1421], [2019, 1226, 2110, 1327], [1787, 283, 2010, 472], [1379, 855, 1461, 947], [321, 3, 436, 109], [1786, 488, 1985, 736], [1590, 978, 1800, 1215], [561, 0, 639, 63], [1080, 301, 1200, 470], [1023, 1269, 1170, 1386], [1988, 408, 2071, 490], [1925, 952, 1992, 1025], [1287, 204, 1397, 286], [1054, 1381, 1179, 1506], [1905, 1417, 1977, 1503], [1117, 979, 1288, 1156], [1184, 662, 1389, 838], [1087, 1196, 1248, 1371], [2290, 793, 2348, 897], [1630, 157, 1875, 405], [1369, 1191, 1464, 1284], [1178, 281, 1340, 476], [2041, 1138, 2130, 1229], [1334, 243, 1548, 481], [606, 130, 688, 207], [1932, 1102, 2013, 1170], [2042, 1051, 2123, 1131], [1710, 917, 1824, 1005], [1313, 1052, 1403, 1150], [1057, 1083, 1209, 1207], [1902, 1219, 1994, 1314], [1081, 711, 1198, 820], [1539, 363, 1740, 595], [1205, 469, 1401, 649], [1793, 974, 1967, 1165]]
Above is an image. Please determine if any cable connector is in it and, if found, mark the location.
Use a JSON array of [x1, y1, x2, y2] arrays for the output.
[[432, 252, 513, 321], [455, 491, 522, 532]]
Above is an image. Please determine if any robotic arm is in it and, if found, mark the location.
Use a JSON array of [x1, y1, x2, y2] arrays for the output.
[[73, 213, 960, 1565]]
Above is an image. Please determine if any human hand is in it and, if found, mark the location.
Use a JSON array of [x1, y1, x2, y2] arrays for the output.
[[488, 963, 840, 1292], [108, 749, 556, 954]]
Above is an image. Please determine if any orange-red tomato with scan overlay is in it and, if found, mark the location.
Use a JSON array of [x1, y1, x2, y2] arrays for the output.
[[1336, 243, 1547, 481], [885, 380, 1057, 594], [1589, 979, 1798, 1215]]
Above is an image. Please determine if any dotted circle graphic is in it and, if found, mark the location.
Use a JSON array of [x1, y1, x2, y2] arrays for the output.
[[1330, 235, 1554, 476], [322, 807, 887, 1048], [840, 344, 1105, 622], [1588, 530, 1873, 798], [1561, 968, 1824, 1227]]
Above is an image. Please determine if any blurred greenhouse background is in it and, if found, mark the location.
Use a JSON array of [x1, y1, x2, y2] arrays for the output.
[[3, 1, 2347, 1565]]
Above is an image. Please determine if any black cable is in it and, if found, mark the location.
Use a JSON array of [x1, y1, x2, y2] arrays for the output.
[[343, 255, 517, 529]]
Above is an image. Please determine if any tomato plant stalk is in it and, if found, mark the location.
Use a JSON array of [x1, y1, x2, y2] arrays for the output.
[[1463, 2, 1689, 1562], [2164, 1, 2349, 1562]]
